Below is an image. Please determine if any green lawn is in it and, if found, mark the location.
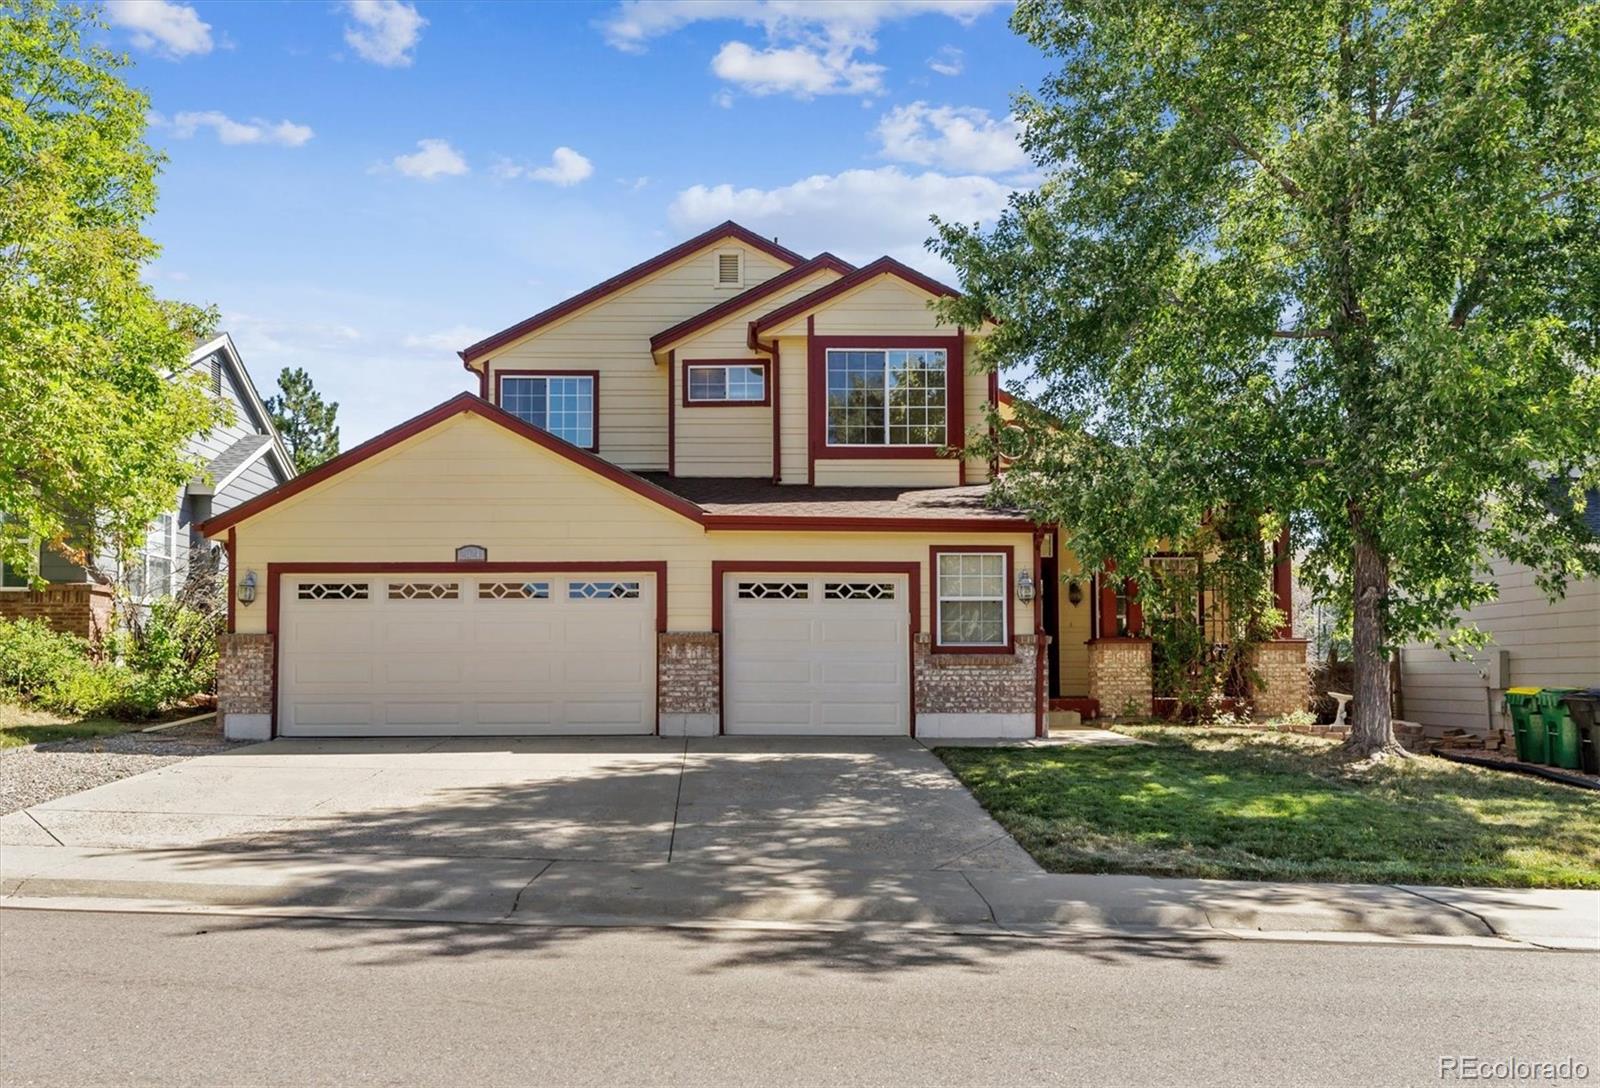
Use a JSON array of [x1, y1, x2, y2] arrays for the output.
[[937, 726, 1600, 889], [0, 702, 138, 749]]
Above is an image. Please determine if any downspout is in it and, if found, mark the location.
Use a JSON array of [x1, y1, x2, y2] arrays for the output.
[[747, 321, 782, 483]]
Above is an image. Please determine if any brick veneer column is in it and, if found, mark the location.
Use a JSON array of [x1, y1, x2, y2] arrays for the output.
[[913, 633, 1042, 738], [658, 631, 719, 736], [1251, 638, 1310, 720], [1086, 637, 1153, 719], [0, 584, 115, 642], [217, 633, 274, 740]]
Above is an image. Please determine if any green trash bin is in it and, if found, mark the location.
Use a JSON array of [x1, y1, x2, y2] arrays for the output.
[[1537, 687, 1581, 770], [1559, 689, 1600, 775], [1504, 687, 1545, 763]]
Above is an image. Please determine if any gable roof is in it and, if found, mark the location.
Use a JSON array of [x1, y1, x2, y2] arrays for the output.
[[649, 253, 854, 353], [749, 256, 963, 337], [459, 221, 808, 365], [199, 393, 705, 535], [185, 332, 297, 482]]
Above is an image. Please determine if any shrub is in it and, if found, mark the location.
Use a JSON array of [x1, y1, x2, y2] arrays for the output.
[[0, 618, 133, 716], [118, 597, 220, 713]]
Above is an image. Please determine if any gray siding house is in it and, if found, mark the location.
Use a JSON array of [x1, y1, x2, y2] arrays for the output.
[[0, 333, 296, 637]]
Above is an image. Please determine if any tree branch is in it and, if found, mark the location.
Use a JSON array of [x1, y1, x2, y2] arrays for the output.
[[1273, 328, 1333, 340]]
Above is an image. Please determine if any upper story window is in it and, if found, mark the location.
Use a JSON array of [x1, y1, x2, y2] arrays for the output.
[[685, 363, 767, 405], [714, 250, 743, 289], [825, 348, 947, 447], [499, 373, 596, 450]]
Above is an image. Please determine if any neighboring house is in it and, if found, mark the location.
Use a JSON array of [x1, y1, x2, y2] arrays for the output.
[[1399, 489, 1600, 738], [0, 333, 296, 639], [201, 221, 1303, 741]]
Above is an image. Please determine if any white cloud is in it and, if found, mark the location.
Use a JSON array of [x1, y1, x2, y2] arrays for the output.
[[669, 165, 1014, 275], [712, 88, 736, 109], [390, 138, 469, 179], [927, 45, 963, 76], [712, 41, 883, 97], [166, 111, 314, 147], [492, 147, 596, 187], [104, 0, 213, 57], [875, 102, 1026, 174], [342, 0, 426, 67], [402, 325, 490, 354]]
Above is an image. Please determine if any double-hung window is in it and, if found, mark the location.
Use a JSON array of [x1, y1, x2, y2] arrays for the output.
[[129, 513, 176, 599], [685, 363, 766, 404], [499, 373, 596, 449], [825, 348, 946, 447], [935, 550, 1009, 649]]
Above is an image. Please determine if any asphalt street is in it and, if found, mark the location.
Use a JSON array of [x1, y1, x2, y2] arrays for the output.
[[2, 908, 1595, 1087]]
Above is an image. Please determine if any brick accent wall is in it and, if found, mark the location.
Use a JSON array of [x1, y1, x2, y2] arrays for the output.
[[658, 631, 720, 715], [0, 584, 114, 642], [1251, 638, 1310, 720], [914, 633, 1041, 715], [1087, 638, 1153, 719], [217, 633, 274, 738]]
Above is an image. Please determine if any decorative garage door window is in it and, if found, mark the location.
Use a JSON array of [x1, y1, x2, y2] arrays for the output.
[[935, 552, 1008, 647], [824, 348, 947, 446], [478, 581, 551, 600], [297, 582, 370, 601], [388, 582, 460, 600], [737, 581, 808, 599], [823, 581, 896, 600], [569, 580, 640, 600]]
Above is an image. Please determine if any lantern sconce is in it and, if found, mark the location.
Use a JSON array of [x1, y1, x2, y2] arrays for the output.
[[237, 570, 258, 606], [1067, 579, 1084, 607], [1016, 569, 1036, 603]]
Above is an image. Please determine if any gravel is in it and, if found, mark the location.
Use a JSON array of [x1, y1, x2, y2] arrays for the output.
[[0, 723, 243, 815]]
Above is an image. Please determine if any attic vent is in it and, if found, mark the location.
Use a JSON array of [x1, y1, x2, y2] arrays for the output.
[[210, 357, 222, 396], [717, 251, 742, 287]]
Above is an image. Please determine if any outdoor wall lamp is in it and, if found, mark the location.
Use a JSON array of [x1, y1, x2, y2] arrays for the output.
[[1067, 579, 1084, 606], [1016, 569, 1036, 603], [237, 570, 257, 606]]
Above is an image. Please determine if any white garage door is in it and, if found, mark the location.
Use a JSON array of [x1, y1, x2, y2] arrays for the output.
[[277, 573, 656, 736], [723, 573, 910, 735]]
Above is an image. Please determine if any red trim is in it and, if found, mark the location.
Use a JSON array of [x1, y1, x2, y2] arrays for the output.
[[1273, 525, 1294, 637], [266, 561, 669, 737], [711, 561, 921, 737], [987, 371, 1000, 480], [495, 369, 601, 452], [461, 222, 806, 363], [650, 253, 853, 352], [1033, 530, 1046, 737], [666, 350, 676, 478], [769, 341, 782, 482], [703, 515, 1034, 533], [806, 317, 815, 485], [680, 359, 771, 407], [808, 335, 965, 464], [750, 256, 962, 337], [225, 527, 237, 634], [929, 545, 1017, 654], [200, 394, 704, 535]]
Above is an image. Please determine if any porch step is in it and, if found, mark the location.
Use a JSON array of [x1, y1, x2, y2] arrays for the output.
[[1049, 697, 1100, 720], [1046, 710, 1082, 729]]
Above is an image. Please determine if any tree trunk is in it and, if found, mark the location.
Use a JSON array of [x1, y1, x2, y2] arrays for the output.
[[1344, 525, 1401, 757]]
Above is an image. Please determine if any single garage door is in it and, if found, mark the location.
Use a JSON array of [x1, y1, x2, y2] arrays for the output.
[[277, 572, 656, 736], [723, 573, 910, 735]]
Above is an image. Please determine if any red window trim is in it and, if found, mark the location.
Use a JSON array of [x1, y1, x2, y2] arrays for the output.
[[929, 544, 1016, 655], [495, 369, 601, 452], [265, 561, 669, 739], [807, 334, 965, 473], [680, 358, 772, 407], [712, 560, 921, 737]]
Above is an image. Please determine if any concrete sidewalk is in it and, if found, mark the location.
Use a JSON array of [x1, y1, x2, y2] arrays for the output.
[[4, 843, 1594, 949]]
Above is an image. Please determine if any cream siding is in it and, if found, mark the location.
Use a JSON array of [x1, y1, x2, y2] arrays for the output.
[[813, 460, 961, 487], [771, 275, 961, 338], [1400, 561, 1599, 736], [481, 243, 791, 473], [227, 413, 1035, 637], [1055, 556, 1094, 695], [777, 335, 808, 483]]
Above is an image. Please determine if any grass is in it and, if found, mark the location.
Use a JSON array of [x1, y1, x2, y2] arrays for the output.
[[937, 726, 1600, 889], [0, 702, 140, 749]]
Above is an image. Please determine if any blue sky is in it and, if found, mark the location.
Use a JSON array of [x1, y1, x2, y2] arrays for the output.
[[103, 0, 1047, 444]]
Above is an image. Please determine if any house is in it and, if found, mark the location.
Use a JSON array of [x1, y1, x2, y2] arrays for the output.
[[0, 333, 296, 639], [1398, 489, 1600, 739], [201, 221, 1305, 741]]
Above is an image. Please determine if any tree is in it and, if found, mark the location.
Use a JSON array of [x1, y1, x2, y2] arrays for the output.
[[936, 0, 1600, 758], [265, 367, 339, 472], [1, 0, 226, 583]]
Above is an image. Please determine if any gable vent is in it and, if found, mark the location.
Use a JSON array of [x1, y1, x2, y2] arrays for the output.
[[210, 357, 223, 396], [717, 252, 742, 286]]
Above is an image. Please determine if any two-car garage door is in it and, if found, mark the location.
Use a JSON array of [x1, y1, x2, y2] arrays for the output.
[[277, 572, 656, 736]]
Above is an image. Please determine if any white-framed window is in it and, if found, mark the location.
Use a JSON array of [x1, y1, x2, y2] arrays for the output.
[[499, 374, 596, 449], [129, 513, 177, 599], [686, 363, 766, 404], [825, 348, 947, 446], [935, 550, 1009, 648], [714, 249, 743, 289]]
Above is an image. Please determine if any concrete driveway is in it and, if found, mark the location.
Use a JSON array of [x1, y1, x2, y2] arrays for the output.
[[2, 736, 1037, 873]]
